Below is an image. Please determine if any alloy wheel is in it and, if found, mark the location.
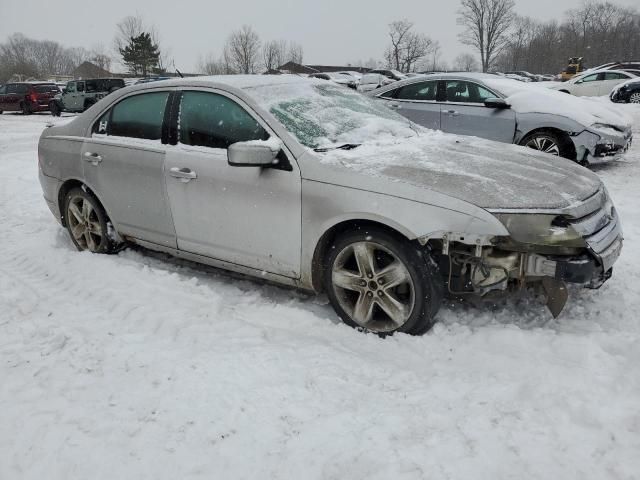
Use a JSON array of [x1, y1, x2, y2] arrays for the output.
[[524, 135, 561, 156], [331, 241, 415, 333], [67, 195, 104, 252], [630, 93, 640, 104]]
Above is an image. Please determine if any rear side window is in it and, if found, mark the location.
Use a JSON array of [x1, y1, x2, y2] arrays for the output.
[[178, 91, 269, 149], [0, 85, 6, 94], [445, 81, 495, 103], [395, 81, 437, 101], [109, 92, 169, 140], [604, 72, 627, 80]]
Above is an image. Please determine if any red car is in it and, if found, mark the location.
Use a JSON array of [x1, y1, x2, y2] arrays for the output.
[[0, 82, 60, 114]]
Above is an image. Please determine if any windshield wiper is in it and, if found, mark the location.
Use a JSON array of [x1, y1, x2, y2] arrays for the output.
[[313, 143, 361, 153]]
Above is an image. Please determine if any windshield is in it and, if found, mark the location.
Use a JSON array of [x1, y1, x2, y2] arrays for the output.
[[246, 81, 417, 148]]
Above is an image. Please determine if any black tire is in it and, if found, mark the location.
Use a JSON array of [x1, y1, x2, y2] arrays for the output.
[[50, 101, 61, 117], [21, 102, 32, 115], [63, 187, 118, 254], [323, 227, 443, 336], [520, 130, 575, 160]]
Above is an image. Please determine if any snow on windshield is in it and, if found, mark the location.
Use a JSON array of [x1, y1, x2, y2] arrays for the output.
[[244, 81, 417, 148]]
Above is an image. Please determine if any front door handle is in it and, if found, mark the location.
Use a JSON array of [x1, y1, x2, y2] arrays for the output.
[[84, 151, 103, 164], [169, 167, 197, 182], [388, 102, 400, 109], [446, 110, 460, 116]]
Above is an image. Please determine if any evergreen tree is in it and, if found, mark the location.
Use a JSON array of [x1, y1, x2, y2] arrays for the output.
[[119, 33, 160, 76]]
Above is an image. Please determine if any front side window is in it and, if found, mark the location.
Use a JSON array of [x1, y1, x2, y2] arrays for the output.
[[6, 84, 18, 94], [395, 82, 437, 101], [179, 91, 269, 149], [579, 74, 598, 83], [109, 91, 169, 140], [0, 85, 6, 94], [445, 81, 496, 103]]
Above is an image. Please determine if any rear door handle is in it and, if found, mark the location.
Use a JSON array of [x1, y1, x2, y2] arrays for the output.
[[446, 110, 460, 116], [169, 167, 197, 182], [84, 151, 103, 164]]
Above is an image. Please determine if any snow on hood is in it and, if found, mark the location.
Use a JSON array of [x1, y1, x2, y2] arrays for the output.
[[612, 78, 640, 96], [483, 78, 633, 130], [318, 130, 602, 211]]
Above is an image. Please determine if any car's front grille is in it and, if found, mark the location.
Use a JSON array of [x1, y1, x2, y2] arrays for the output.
[[566, 189, 623, 271]]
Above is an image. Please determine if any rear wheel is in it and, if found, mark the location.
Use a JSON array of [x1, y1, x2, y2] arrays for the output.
[[520, 130, 574, 159], [50, 101, 61, 116], [21, 102, 32, 115], [324, 227, 443, 336], [64, 188, 118, 254], [630, 92, 640, 104]]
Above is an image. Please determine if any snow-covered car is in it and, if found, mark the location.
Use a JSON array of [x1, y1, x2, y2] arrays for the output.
[[357, 73, 394, 93], [369, 73, 633, 164], [308, 72, 356, 89], [610, 78, 640, 104], [38, 76, 623, 335], [552, 70, 637, 97], [505, 71, 538, 82]]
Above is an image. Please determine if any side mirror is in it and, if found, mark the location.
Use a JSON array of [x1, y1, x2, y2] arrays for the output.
[[484, 97, 511, 109], [227, 140, 281, 167]]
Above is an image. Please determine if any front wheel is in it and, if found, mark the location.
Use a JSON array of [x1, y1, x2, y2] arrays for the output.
[[324, 227, 443, 336], [630, 92, 640, 104], [64, 188, 118, 254], [520, 130, 574, 159]]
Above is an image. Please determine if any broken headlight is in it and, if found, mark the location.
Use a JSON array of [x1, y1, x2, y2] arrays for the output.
[[492, 214, 584, 248]]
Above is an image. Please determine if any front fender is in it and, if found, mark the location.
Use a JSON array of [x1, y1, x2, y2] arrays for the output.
[[514, 112, 586, 144]]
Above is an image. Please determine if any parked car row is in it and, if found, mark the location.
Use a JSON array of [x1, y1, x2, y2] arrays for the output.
[[0, 82, 60, 114], [37, 73, 629, 336]]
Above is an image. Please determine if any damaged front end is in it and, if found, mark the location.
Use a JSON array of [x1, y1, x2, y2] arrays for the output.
[[422, 188, 623, 317]]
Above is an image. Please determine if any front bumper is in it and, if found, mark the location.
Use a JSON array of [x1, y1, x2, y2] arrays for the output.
[[572, 128, 633, 165]]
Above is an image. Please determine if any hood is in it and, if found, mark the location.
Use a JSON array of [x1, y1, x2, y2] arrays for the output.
[[310, 130, 602, 211], [482, 78, 633, 130]]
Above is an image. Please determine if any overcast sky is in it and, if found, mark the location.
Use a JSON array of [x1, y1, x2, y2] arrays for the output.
[[1, 0, 638, 72]]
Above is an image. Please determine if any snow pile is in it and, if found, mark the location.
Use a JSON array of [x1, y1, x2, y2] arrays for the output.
[[484, 77, 633, 129], [1, 105, 640, 479]]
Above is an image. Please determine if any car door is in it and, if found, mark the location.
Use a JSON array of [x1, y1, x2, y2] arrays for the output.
[[379, 81, 441, 130], [62, 81, 77, 110], [571, 73, 600, 96], [81, 90, 177, 248], [599, 72, 632, 95], [164, 89, 302, 278], [440, 80, 516, 143], [3, 84, 22, 111], [0, 84, 7, 110]]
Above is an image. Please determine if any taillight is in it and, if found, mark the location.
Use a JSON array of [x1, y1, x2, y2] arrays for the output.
[[30, 93, 38, 103]]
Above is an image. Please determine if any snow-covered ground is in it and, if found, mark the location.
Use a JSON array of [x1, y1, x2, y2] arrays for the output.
[[1, 104, 639, 480]]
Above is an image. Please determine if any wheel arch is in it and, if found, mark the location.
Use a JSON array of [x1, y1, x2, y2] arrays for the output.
[[518, 126, 577, 160], [310, 218, 415, 293], [57, 178, 112, 227]]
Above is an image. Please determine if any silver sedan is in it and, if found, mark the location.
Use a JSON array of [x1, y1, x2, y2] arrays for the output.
[[38, 76, 622, 335], [368, 73, 633, 165]]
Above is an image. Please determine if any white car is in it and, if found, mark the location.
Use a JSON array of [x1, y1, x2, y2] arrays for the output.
[[357, 73, 394, 93], [553, 70, 637, 97]]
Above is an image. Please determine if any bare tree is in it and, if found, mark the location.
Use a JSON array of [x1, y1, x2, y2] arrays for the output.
[[287, 41, 304, 64], [263, 40, 287, 71], [457, 0, 516, 72], [225, 25, 261, 74], [384, 19, 435, 72], [198, 53, 235, 75], [454, 53, 480, 71], [90, 44, 112, 72]]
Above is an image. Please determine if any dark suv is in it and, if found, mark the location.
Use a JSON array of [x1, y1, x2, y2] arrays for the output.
[[50, 78, 125, 116], [0, 82, 60, 114]]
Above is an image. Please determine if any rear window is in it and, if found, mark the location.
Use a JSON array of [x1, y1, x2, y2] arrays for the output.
[[34, 84, 59, 93]]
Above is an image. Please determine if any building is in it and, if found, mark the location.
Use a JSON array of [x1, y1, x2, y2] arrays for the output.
[[275, 62, 370, 75], [72, 61, 112, 79]]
